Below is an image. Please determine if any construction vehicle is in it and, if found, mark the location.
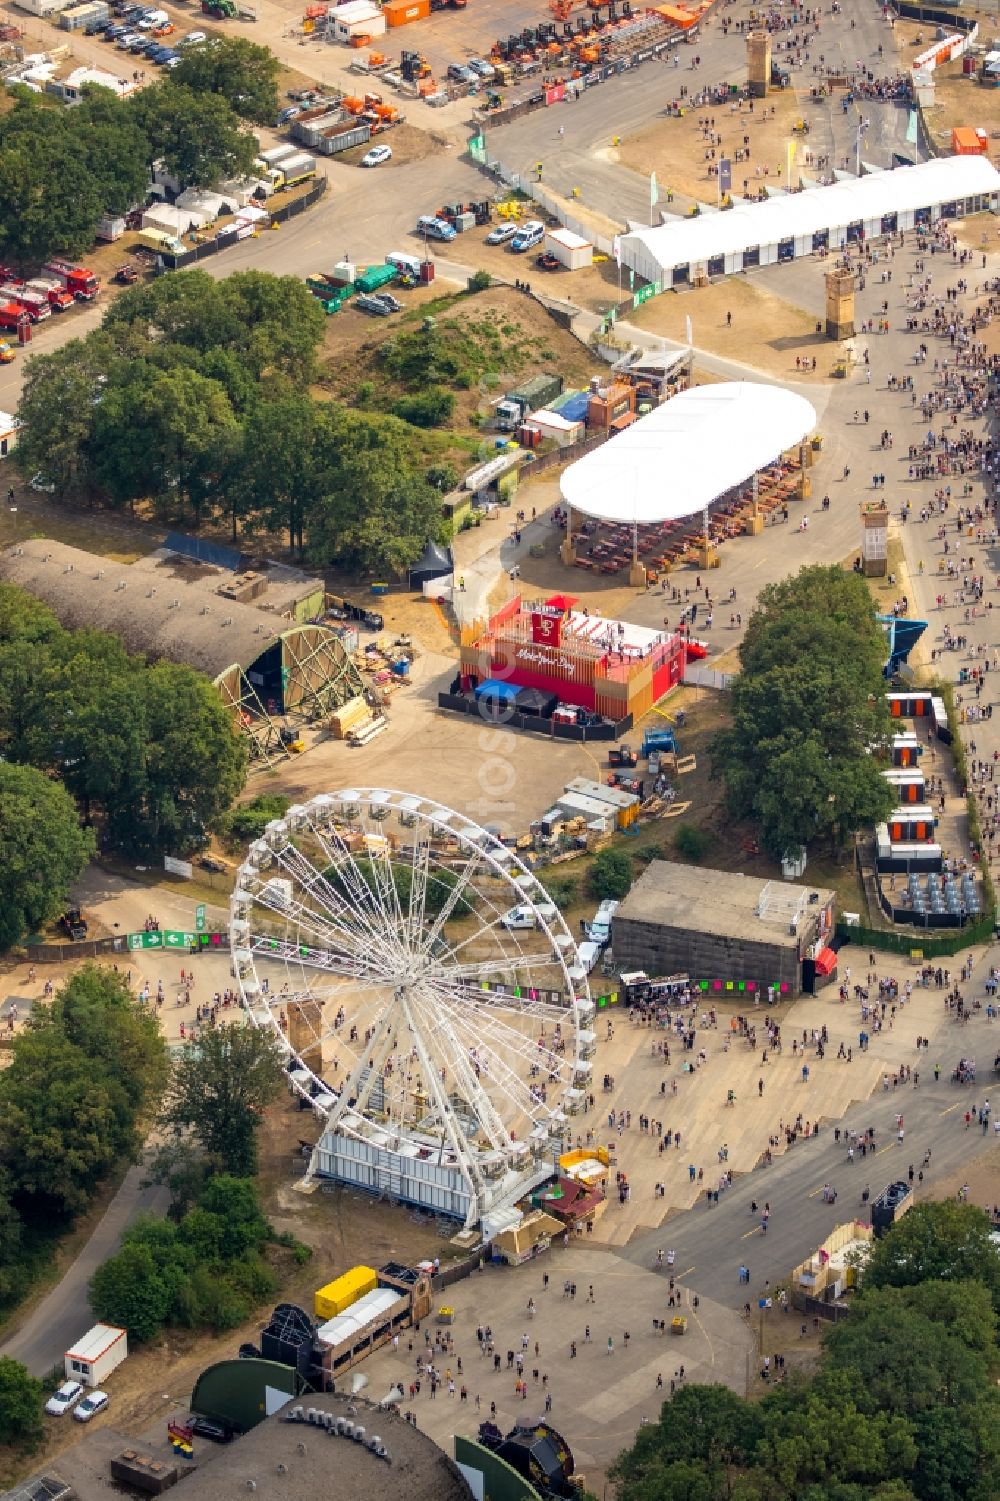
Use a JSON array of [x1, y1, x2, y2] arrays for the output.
[[400, 48, 431, 80], [114, 265, 139, 284], [61, 908, 88, 941], [201, 0, 256, 17]]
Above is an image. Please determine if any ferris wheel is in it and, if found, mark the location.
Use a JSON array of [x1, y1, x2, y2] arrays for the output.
[[229, 789, 596, 1232]]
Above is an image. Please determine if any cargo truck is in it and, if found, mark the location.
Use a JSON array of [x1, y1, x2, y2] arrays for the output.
[[274, 151, 316, 188], [494, 372, 564, 430], [254, 143, 299, 169], [42, 260, 100, 301]]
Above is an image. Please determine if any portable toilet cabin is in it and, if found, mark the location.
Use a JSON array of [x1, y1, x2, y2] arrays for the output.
[[886, 690, 934, 719], [883, 767, 925, 804], [887, 805, 936, 842], [891, 732, 921, 767]]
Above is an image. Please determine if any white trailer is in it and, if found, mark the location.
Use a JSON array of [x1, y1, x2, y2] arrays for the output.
[[65, 1324, 127, 1388]]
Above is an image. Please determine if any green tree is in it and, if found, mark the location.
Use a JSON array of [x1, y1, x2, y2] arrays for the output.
[[222, 793, 291, 848], [589, 847, 633, 901], [0, 97, 103, 265], [235, 395, 323, 552], [306, 408, 445, 575], [0, 1357, 44, 1450], [0, 1169, 23, 1304], [75, 85, 151, 217], [51, 965, 169, 1124], [187, 1176, 268, 1260], [0, 764, 94, 949], [14, 335, 114, 498], [673, 823, 711, 862], [162, 1025, 286, 1176], [131, 661, 247, 854], [90, 1241, 173, 1343], [130, 82, 258, 187], [861, 1201, 1000, 1310], [170, 36, 280, 124], [712, 565, 894, 859]]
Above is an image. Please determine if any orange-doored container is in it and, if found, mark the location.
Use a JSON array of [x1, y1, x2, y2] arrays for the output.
[[384, 0, 429, 23]]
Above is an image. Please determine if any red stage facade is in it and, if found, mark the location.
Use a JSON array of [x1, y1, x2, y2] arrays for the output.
[[460, 595, 686, 721]]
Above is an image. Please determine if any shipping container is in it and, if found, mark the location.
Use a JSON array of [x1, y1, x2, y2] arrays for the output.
[[293, 109, 344, 146], [65, 1324, 128, 1388], [276, 151, 316, 186], [318, 122, 370, 155], [383, 0, 429, 25], [314, 1264, 377, 1321], [256, 144, 299, 169], [506, 372, 564, 411], [14, 0, 75, 16], [885, 691, 933, 718]]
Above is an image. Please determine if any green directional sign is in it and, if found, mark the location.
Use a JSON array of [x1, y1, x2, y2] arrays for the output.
[[127, 930, 196, 951], [163, 930, 197, 949], [195, 904, 206, 933], [633, 283, 657, 309]]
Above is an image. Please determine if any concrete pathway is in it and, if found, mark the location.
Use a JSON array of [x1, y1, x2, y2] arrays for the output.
[[0, 1162, 169, 1379]]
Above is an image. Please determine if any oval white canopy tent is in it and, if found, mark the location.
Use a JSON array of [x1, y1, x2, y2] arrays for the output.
[[561, 381, 818, 528]]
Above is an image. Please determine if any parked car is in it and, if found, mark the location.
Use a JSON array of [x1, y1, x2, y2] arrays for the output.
[[179, 29, 206, 44], [276, 104, 301, 125], [360, 144, 392, 167], [510, 220, 544, 253], [485, 222, 517, 245], [188, 1415, 234, 1443], [29, 472, 55, 493], [500, 902, 557, 931], [45, 1381, 84, 1418], [164, 55, 182, 68], [73, 1392, 109, 1424]]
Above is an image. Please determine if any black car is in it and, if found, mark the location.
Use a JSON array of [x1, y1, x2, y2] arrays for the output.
[[188, 1415, 234, 1443]]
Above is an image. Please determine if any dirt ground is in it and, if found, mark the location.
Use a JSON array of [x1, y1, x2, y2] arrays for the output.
[[618, 87, 817, 207], [893, 19, 1000, 151], [335, 121, 454, 168], [627, 274, 832, 381]]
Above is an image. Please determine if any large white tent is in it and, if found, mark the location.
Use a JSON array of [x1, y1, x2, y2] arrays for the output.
[[620, 156, 1000, 287], [561, 380, 816, 540]]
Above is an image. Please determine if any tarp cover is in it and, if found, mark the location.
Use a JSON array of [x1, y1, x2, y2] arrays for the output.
[[560, 382, 816, 525], [408, 539, 454, 584], [475, 679, 517, 704]]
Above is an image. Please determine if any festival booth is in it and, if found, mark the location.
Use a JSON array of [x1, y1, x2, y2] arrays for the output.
[[460, 593, 686, 723]]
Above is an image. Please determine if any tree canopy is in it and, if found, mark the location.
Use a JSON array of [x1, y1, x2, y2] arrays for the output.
[[161, 1024, 287, 1177], [711, 565, 894, 859], [0, 81, 259, 268], [16, 273, 448, 573], [609, 1201, 1000, 1501], [169, 37, 281, 125], [0, 965, 168, 1309], [91, 1176, 278, 1341], [0, 582, 247, 864], [0, 765, 94, 949]]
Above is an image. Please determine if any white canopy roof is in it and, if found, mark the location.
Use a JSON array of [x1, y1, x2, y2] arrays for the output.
[[561, 382, 816, 525], [620, 156, 1000, 280]]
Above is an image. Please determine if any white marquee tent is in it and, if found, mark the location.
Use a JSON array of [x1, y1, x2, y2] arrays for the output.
[[560, 382, 817, 528], [619, 156, 1000, 287]]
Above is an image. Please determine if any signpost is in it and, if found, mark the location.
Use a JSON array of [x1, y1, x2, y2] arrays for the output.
[[195, 904, 206, 933], [127, 930, 197, 951]]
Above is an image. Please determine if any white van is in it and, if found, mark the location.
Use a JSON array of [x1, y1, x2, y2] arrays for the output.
[[510, 219, 544, 253], [500, 902, 556, 930], [569, 940, 601, 978], [386, 250, 421, 279]]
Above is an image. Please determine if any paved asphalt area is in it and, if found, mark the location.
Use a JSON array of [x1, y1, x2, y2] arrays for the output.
[[623, 1023, 998, 1309]]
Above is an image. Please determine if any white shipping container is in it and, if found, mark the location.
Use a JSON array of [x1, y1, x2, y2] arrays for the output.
[[65, 1324, 128, 1387], [14, 0, 74, 14], [95, 215, 125, 242]]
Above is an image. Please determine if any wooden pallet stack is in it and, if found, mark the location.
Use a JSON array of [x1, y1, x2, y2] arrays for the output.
[[329, 695, 373, 740]]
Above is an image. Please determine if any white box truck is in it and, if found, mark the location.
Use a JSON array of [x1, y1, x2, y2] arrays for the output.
[[64, 1324, 128, 1388]]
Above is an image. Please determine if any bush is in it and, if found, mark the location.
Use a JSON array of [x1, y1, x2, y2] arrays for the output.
[[222, 793, 291, 849], [589, 847, 633, 901], [542, 874, 578, 910], [392, 386, 456, 428], [468, 269, 492, 292], [673, 823, 712, 863]]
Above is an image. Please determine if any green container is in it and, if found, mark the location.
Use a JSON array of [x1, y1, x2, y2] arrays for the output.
[[354, 264, 397, 294]]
